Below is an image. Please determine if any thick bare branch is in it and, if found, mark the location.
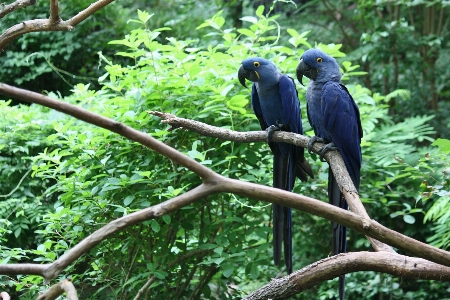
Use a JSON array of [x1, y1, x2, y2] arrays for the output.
[[37, 279, 78, 300], [0, 263, 47, 276], [0, 0, 36, 19], [0, 19, 73, 50], [66, 0, 115, 27], [244, 252, 450, 299], [0, 0, 115, 50]]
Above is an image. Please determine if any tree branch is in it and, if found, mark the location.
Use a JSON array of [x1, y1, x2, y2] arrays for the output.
[[49, 0, 61, 24], [66, 0, 115, 27], [0, 0, 36, 19], [0, 0, 115, 50], [36, 279, 78, 300], [244, 252, 450, 299], [0, 263, 47, 276]]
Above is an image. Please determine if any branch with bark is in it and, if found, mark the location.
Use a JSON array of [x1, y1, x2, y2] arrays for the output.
[[36, 279, 78, 300], [0, 0, 36, 19], [0, 83, 450, 299], [244, 252, 450, 299], [0, 292, 11, 300], [0, 0, 115, 50]]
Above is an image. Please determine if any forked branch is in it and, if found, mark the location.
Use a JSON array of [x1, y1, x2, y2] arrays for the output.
[[0, 0, 115, 50]]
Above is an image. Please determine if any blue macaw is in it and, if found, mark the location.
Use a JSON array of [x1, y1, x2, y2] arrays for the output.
[[296, 48, 362, 299], [238, 57, 314, 274]]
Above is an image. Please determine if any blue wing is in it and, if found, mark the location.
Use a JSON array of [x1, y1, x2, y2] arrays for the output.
[[278, 75, 302, 135], [321, 82, 362, 189], [251, 84, 266, 129]]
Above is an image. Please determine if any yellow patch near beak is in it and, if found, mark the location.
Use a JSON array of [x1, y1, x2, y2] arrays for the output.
[[255, 71, 260, 79]]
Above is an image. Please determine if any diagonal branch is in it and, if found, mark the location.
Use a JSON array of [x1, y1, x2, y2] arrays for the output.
[[244, 252, 450, 299], [0, 0, 36, 19], [66, 0, 115, 27]]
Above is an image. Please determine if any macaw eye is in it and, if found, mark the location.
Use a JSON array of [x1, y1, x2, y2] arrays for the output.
[[253, 62, 260, 67], [317, 57, 323, 63]]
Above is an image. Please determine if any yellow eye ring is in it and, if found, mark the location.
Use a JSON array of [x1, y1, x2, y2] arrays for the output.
[[254, 61, 261, 67], [317, 57, 323, 63]]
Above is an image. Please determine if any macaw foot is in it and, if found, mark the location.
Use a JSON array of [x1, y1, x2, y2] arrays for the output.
[[307, 136, 325, 155], [266, 120, 284, 143], [318, 142, 338, 162]]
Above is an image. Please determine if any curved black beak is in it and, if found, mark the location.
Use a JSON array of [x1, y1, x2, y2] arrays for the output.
[[238, 65, 249, 88], [238, 65, 260, 88], [296, 59, 318, 86]]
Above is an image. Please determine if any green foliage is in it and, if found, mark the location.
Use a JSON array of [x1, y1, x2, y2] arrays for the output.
[[0, 100, 62, 249], [1, 4, 443, 299], [389, 138, 450, 249]]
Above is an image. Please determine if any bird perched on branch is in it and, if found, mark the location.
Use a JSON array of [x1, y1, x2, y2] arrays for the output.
[[238, 57, 313, 274], [296, 48, 362, 299]]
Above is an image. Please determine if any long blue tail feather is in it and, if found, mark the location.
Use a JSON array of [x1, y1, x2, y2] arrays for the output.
[[272, 146, 293, 274]]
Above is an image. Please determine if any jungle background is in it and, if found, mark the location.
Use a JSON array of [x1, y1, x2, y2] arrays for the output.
[[1, 0, 450, 299]]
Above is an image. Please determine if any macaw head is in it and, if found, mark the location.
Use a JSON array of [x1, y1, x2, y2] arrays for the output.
[[296, 48, 341, 85], [238, 57, 279, 88]]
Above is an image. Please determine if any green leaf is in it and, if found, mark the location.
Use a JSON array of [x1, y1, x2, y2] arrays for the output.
[[214, 16, 225, 29], [162, 215, 171, 224], [221, 263, 234, 278], [237, 29, 257, 39], [212, 257, 225, 265], [403, 214, 416, 224], [227, 95, 248, 108], [240, 16, 258, 24], [151, 220, 160, 233], [249, 263, 260, 279], [255, 5, 265, 17], [432, 138, 450, 154], [137, 10, 153, 24], [123, 195, 135, 206], [286, 28, 299, 38], [154, 270, 168, 279], [199, 244, 217, 250], [213, 247, 224, 256]]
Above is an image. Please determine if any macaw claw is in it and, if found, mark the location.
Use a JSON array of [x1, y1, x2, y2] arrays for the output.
[[266, 124, 280, 143], [307, 136, 325, 155], [318, 142, 338, 162]]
